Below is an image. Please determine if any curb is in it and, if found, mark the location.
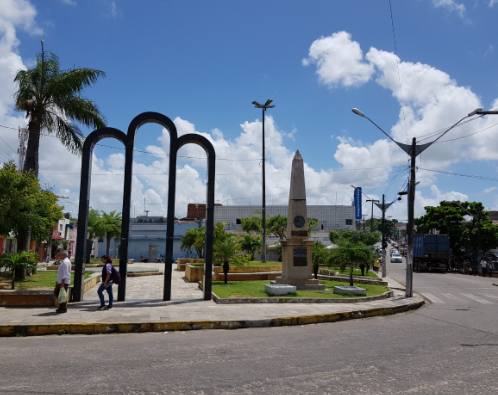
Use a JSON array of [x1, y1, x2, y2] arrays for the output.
[[0, 297, 425, 337]]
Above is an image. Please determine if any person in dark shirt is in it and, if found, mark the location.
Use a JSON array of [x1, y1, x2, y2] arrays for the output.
[[97, 255, 114, 309]]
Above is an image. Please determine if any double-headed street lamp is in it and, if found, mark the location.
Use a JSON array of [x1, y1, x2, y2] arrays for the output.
[[352, 107, 482, 297], [253, 99, 275, 263]]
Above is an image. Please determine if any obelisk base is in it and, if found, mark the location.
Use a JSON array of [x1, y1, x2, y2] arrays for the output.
[[274, 239, 325, 291]]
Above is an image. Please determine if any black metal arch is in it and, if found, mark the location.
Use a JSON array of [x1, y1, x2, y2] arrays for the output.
[[73, 113, 216, 302]]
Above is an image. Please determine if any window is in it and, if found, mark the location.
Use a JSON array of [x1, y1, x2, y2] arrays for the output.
[[345, 219, 353, 225], [236, 219, 241, 225]]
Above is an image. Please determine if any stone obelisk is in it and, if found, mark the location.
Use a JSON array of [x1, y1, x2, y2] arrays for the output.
[[275, 150, 325, 290]]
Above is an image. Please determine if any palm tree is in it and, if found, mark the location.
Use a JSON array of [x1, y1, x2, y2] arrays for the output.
[[180, 228, 205, 258], [13, 42, 106, 252], [14, 42, 106, 177], [99, 210, 122, 257], [214, 237, 241, 284], [84, 209, 105, 263]]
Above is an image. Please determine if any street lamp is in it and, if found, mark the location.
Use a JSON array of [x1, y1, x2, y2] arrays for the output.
[[253, 99, 275, 263], [352, 107, 481, 297]]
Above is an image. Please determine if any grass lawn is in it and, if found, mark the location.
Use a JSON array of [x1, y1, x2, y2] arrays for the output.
[[8, 271, 93, 290], [211, 280, 389, 299], [326, 267, 378, 278]]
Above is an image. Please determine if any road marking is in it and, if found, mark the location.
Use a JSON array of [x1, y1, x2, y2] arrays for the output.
[[441, 293, 465, 302], [460, 293, 493, 304], [480, 293, 498, 300], [421, 293, 445, 304]]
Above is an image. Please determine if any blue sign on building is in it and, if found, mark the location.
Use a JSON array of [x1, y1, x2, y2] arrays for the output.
[[354, 187, 362, 220]]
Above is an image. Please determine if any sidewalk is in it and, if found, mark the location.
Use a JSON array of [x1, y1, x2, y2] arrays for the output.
[[0, 264, 423, 336]]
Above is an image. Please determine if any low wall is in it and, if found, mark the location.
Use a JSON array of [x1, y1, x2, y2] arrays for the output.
[[0, 273, 101, 307], [177, 258, 204, 271], [185, 264, 283, 282], [217, 272, 281, 281]]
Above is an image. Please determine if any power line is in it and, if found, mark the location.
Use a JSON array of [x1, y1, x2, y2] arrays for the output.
[[418, 167, 498, 182]]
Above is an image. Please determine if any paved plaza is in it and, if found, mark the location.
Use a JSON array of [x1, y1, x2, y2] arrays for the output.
[[0, 262, 423, 332]]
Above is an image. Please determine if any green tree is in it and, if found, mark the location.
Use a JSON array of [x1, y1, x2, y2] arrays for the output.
[[307, 218, 319, 238], [13, 44, 106, 251], [0, 162, 63, 269], [267, 215, 287, 240], [214, 237, 241, 284], [181, 227, 205, 258], [0, 251, 38, 289], [99, 210, 122, 257], [14, 44, 106, 177], [85, 209, 105, 263], [240, 235, 262, 260], [329, 229, 380, 246], [415, 201, 498, 261], [241, 213, 262, 234], [335, 241, 373, 286], [311, 242, 329, 279]]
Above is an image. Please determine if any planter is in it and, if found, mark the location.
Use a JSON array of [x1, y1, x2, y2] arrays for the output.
[[177, 258, 204, 271], [185, 264, 283, 283], [0, 273, 101, 307]]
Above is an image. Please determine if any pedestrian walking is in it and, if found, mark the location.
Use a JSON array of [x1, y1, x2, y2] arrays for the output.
[[97, 255, 114, 309], [480, 258, 488, 277], [54, 251, 71, 314], [487, 260, 494, 278]]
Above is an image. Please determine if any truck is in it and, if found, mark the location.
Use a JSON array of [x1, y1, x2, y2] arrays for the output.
[[413, 234, 450, 272]]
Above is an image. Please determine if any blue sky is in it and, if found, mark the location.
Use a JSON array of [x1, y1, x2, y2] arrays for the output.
[[1, 0, 498, 221]]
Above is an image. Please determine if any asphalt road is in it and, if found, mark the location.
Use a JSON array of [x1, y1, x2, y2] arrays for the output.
[[1, 249, 498, 395]]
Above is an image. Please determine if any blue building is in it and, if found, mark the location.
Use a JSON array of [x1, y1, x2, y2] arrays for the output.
[[98, 216, 201, 261]]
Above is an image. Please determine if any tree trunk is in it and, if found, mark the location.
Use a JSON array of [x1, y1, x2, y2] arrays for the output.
[[106, 235, 111, 256], [223, 262, 229, 284], [349, 265, 354, 286], [23, 120, 41, 177]]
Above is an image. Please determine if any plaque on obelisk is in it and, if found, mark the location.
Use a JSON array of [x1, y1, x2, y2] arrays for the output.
[[275, 150, 325, 290]]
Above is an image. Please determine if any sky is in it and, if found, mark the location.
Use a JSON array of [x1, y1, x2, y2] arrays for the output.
[[1, 0, 498, 223]]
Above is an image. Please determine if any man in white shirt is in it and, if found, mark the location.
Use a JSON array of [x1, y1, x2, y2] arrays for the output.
[[480, 258, 488, 277], [54, 251, 71, 314]]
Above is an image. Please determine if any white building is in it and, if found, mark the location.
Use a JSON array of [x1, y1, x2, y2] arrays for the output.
[[214, 205, 357, 232]]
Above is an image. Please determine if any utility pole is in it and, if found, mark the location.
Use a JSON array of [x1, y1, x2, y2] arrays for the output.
[[352, 107, 482, 297], [366, 199, 379, 232], [406, 137, 417, 297], [375, 195, 394, 278]]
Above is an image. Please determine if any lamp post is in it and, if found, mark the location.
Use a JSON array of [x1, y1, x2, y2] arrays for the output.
[[253, 99, 275, 263], [352, 107, 481, 297]]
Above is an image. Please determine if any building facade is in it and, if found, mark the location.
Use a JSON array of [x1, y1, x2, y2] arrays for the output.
[[213, 205, 357, 232]]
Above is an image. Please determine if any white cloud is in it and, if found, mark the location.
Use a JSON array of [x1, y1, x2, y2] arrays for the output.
[[485, 44, 494, 57], [490, 0, 498, 7], [484, 187, 496, 194], [302, 31, 374, 88], [432, 0, 466, 19]]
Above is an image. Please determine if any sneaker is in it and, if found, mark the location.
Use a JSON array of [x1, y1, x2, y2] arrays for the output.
[[56, 310, 67, 314], [104, 305, 113, 309], [97, 305, 105, 310]]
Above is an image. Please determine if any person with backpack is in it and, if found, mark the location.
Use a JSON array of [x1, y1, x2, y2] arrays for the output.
[[97, 255, 115, 309]]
